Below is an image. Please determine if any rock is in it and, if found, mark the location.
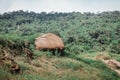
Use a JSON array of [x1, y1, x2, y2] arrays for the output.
[[35, 33, 64, 55]]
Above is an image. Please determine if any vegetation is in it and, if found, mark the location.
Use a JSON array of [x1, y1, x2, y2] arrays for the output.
[[0, 10, 120, 80], [0, 10, 120, 54]]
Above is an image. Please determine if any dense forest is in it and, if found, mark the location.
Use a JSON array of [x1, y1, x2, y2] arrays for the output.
[[0, 10, 120, 54]]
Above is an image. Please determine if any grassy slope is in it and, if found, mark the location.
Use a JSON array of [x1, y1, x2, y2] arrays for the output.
[[1, 52, 120, 80]]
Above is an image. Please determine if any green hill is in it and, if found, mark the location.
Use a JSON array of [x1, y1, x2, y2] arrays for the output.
[[0, 10, 120, 53], [0, 10, 120, 80]]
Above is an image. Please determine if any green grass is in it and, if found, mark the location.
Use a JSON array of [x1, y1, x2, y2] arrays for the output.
[[1, 52, 120, 80], [65, 52, 120, 79], [23, 74, 48, 80], [0, 69, 11, 80], [109, 53, 120, 62], [54, 58, 84, 70]]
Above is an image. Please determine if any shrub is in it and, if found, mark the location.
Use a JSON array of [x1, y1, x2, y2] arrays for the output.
[[33, 50, 44, 56], [109, 39, 120, 54]]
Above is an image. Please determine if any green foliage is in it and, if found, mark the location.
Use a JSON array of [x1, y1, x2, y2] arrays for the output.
[[33, 50, 45, 56], [1, 10, 120, 79], [109, 52, 120, 62], [68, 54, 120, 80], [110, 39, 120, 54], [0, 10, 120, 54]]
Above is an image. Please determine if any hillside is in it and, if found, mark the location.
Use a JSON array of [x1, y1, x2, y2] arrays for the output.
[[0, 10, 120, 80], [0, 10, 120, 53]]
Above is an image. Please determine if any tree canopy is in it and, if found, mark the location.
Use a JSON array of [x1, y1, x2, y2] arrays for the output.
[[0, 10, 120, 54]]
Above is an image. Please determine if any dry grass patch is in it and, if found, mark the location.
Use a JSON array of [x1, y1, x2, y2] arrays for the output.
[[95, 52, 112, 60]]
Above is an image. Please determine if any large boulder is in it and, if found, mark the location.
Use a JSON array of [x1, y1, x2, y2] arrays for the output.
[[35, 33, 64, 50], [35, 33, 64, 55]]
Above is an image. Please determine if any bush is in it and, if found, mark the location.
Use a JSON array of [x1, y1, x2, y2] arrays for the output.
[[109, 39, 120, 54], [33, 50, 44, 56]]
